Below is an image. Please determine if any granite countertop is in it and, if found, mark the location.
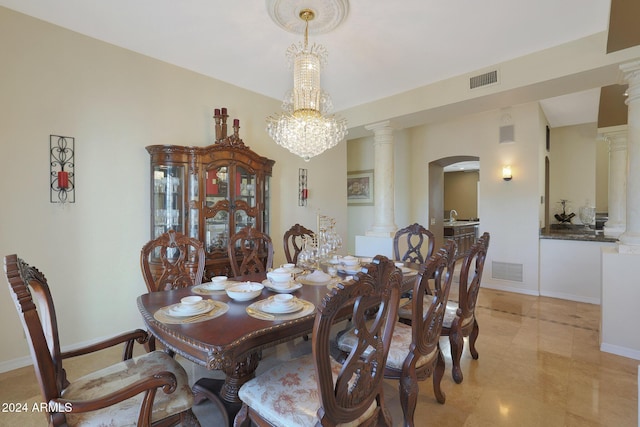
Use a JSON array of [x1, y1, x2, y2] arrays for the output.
[[539, 225, 618, 243], [444, 221, 480, 227]]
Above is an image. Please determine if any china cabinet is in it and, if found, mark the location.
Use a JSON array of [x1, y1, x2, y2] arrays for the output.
[[146, 109, 275, 278]]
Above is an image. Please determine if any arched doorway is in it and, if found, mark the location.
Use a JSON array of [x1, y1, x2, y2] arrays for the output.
[[428, 155, 480, 249]]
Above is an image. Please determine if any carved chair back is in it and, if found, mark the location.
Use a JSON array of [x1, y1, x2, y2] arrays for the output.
[[227, 226, 274, 277], [314, 255, 401, 426], [140, 229, 205, 292], [393, 223, 435, 264], [457, 232, 490, 323], [4, 254, 68, 411], [283, 223, 314, 264], [410, 239, 457, 362]]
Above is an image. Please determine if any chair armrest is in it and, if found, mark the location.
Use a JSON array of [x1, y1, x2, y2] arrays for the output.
[[51, 371, 178, 427], [61, 329, 149, 361]]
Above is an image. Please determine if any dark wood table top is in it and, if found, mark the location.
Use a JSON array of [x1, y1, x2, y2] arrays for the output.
[[137, 274, 336, 371], [137, 265, 418, 371]]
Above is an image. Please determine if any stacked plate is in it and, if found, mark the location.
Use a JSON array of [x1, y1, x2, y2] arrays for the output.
[[255, 295, 304, 314], [167, 296, 213, 317], [262, 279, 302, 293]]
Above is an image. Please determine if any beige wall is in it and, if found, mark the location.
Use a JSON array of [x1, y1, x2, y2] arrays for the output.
[[548, 123, 599, 222], [444, 171, 479, 219], [0, 7, 347, 370]]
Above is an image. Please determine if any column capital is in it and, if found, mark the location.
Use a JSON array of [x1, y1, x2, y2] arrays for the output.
[[598, 125, 628, 141], [364, 120, 394, 133]]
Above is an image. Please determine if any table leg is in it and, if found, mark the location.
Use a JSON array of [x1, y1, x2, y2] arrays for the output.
[[192, 351, 261, 427]]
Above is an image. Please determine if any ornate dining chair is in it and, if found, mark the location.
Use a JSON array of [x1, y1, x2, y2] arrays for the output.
[[140, 229, 205, 292], [393, 223, 436, 264], [283, 223, 315, 264], [439, 232, 490, 383], [233, 255, 401, 427], [227, 225, 274, 277], [3, 254, 199, 427], [337, 241, 456, 427]]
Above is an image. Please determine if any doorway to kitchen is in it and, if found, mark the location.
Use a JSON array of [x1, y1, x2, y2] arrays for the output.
[[428, 155, 480, 249]]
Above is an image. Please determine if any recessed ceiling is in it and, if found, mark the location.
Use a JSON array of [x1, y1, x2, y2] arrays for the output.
[[0, 0, 613, 127]]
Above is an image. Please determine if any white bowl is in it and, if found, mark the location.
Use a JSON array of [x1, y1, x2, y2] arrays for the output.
[[280, 263, 296, 271], [271, 294, 294, 307], [181, 296, 203, 306], [177, 296, 205, 313], [342, 256, 359, 266], [225, 282, 264, 301], [202, 275, 229, 290]]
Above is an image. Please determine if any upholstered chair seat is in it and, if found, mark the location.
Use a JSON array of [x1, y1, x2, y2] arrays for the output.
[[234, 255, 401, 427], [398, 296, 463, 329], [63, 351, 193, 426], [338, 321, 438, 372], [237, 354, 377, 427]]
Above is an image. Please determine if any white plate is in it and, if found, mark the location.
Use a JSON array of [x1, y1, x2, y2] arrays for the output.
[[298, 271, 333, 285], [262, 280, 303, 293], [167, 300, 214, 317], [257, 297, 304, 314], [200, 281, 230, 291]]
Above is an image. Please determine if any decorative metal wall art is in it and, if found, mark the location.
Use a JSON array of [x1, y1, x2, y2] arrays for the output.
[[298, 168, 308, 206], [50, 135, 75, 203]]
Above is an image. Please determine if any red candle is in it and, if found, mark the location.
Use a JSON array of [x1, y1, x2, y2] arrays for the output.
[[301, 189, 308, 199], [58, 171, 68, 189], [233, 119, 239, 126], [221, 107, 227, 115], [214, 108, 220, 116]]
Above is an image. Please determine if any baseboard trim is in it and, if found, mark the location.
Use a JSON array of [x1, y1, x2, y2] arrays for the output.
[[601, 342, 640, 361], [540, 290, 600, 305], [0, 355, 32, 374], [480, 282, 539, 296]]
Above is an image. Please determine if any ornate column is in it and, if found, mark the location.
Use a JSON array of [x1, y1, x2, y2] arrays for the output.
[[619, 59, 640, 251], [364, 120, 397, 237], [600, 127, 627, 238]]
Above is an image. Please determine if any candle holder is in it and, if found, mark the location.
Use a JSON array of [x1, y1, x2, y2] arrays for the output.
[[50, 135, 75, 203]]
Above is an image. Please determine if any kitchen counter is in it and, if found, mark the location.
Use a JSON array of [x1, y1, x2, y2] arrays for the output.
[[444, 221, 480, 258], [539, 225, 617, 243], [443, 221, 480, 227]]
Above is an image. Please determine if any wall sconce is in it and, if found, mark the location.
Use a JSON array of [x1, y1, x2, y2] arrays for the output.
[[502, 165, 512, 181], [298, 168, 308, 206], [50, 135, 75, 203]]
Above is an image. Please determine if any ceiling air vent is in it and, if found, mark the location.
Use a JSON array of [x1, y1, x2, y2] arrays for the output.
[[470, 70, 498, 89]]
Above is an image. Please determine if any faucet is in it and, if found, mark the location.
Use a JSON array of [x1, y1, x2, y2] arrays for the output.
[[449, 209, 458, 223]]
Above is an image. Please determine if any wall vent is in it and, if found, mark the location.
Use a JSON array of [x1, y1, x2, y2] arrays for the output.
[[470, 70, 498, 89], [492, 261, 523, 282], [499, 125, 515, 143]]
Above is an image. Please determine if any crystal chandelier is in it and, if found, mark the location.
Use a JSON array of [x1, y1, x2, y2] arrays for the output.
[[266, 9, 347, 162]]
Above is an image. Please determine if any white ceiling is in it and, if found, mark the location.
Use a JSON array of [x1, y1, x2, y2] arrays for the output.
[[0, 0, 611, 127]]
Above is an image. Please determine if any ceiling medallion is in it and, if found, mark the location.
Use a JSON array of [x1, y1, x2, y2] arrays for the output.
[[266, 0, 349, 35]]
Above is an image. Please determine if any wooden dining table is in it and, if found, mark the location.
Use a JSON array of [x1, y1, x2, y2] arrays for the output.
[[136, 266, 418, 425]]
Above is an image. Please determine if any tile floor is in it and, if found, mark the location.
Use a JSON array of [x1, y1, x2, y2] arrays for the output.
[[0, 288, 637, 426]]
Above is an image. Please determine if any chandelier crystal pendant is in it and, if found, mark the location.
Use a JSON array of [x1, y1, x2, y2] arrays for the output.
[[266, 9, 347, 161]]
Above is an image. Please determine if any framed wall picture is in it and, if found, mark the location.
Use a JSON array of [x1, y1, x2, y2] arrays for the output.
[[347, 170, 374, 205]]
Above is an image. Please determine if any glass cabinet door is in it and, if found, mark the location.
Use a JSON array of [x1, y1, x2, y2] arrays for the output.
[[233, 165, 257, 234], [204, 166, 230, 255], [152, 165, 184, 238]]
